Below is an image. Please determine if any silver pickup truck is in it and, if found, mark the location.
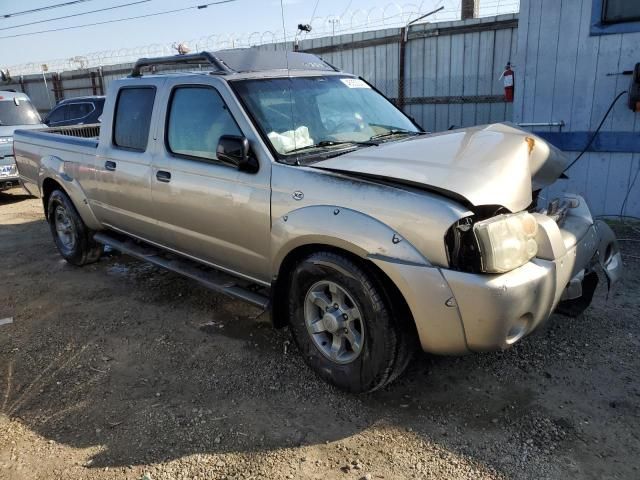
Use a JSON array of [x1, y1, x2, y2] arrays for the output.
[[14, 50, 622, 393]]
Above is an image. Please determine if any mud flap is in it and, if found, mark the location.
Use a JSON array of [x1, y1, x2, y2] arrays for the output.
[[595, 220, 623, 293], [555, 271, 599, 317]]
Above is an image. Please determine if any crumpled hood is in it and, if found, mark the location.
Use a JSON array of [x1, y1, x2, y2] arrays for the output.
[[311, 123, 569, 212]]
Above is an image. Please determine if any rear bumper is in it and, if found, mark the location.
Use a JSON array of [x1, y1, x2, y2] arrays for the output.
[[0, 178, 20, 189], [0, 159, 19, 189]]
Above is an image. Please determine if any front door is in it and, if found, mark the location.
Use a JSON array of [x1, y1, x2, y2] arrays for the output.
[[150, 81, 271, 284]]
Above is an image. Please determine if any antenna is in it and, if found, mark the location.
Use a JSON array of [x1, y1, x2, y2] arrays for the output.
[[279, 0, 297, 157]]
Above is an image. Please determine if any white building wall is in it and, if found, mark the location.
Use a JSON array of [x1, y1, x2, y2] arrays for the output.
[[515, 0, 640, 218]]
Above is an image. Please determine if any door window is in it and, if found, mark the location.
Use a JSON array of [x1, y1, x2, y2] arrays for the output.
[[166, 86, 241, 161], [66, 102, 94, 120], [602, 0, 640, 23], [46, 105, 65, 124], [113, 87, 156, 151]]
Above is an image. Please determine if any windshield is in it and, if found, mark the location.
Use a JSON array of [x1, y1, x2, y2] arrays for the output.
[[233, 76, 420, 159], [0, 98, 42, 126]]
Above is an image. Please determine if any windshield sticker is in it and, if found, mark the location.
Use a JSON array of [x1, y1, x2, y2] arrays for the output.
[[340, 78, 371, 89]]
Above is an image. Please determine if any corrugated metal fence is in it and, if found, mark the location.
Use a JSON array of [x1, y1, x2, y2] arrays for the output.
[[2, 13, 518, 133], [515, 0, 640, 218]]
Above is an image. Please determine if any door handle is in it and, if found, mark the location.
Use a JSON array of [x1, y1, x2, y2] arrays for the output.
[[104, 160, 116, 171], [156, 170, 171, 183]]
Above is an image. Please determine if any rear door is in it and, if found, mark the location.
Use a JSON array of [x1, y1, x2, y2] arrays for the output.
[[150, 78, 272, 283], [91, 79, 167, 241]]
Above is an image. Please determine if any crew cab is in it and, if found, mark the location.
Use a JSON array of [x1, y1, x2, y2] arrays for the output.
[[13, 50, 622, 392]]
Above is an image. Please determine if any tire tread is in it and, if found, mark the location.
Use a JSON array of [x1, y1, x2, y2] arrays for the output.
[[287, 250, 412, 393]]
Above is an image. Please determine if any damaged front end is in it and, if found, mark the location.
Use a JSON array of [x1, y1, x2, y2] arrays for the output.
[[445, 192, 622, 330], [312, 122, 622, 352]]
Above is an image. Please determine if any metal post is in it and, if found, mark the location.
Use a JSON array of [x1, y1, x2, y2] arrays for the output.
[[41, 71, 53, 108], [328, 18, 339, 36], [97, 66, 104, 95], [461, 0, 478, 20], [90, 71, 97, 95], [398, 27, 407, 110], [397, 7, 445, 111], [52, 73, 63, 103]]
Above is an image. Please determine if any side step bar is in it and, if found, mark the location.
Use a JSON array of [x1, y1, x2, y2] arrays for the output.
[[93, 232, 270, 309]]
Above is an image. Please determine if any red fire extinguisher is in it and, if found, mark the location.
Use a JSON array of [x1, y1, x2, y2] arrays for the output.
[[499, 62, 514, 102]]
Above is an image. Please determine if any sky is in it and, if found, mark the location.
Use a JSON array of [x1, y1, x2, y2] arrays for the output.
[[0, 0, 516, 69]]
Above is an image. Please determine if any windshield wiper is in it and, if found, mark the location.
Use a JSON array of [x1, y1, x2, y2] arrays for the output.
[[286, 139, 376, 154], [286, 130, 425, 156], [368, 129, 426, 141]]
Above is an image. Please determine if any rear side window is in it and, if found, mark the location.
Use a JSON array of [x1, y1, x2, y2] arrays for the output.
[[113, 87, 155, 151], [166, 86, 241, 161], [46, 105, 65, 123], [67, 102, 93, 120], [0, 98, 41, 126]]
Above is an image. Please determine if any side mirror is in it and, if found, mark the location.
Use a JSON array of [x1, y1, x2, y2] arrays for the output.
[[217, 135, 258, 173]]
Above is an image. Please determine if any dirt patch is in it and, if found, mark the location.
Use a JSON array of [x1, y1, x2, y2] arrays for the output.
[[1, 187, 639, 479]]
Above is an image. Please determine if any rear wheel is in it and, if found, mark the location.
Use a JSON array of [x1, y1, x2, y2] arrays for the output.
[[287, 251, 414, 393], [47, 189, 102, 266]]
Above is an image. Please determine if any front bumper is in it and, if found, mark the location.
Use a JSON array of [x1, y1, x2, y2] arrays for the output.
[[373, 195, 622, 354], [441, 195, 621, 352]]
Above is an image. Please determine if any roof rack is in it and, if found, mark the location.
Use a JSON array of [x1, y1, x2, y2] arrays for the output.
[[130, 51, 233, 77]]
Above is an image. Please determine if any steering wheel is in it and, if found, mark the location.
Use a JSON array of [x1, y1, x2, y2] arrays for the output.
[[333, 118, 365, 133], [265, 105, 294, 126]]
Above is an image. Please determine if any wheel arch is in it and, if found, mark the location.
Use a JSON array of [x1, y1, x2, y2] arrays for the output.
[[270, 207, 430, 331], [38, 156, 101, 230], [270, 243, 417, 337], [42, 177, 63, 220]]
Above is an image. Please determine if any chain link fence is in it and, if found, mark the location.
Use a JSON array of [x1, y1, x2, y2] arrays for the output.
[[2, 0, 519, 76]]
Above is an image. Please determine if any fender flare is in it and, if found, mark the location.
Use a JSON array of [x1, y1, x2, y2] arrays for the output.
[[271, 205, 430, 277], [39, 155, 102, 230], [270, 205, 469, 353]]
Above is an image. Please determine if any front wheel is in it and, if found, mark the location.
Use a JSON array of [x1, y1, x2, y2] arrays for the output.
[[287, 251, 414, 393], [47, 189, 102, 266]]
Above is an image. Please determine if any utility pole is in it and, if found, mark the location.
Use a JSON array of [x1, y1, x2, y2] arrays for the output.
[[41, 64, 53, 108], [461, 0, 478, 20]]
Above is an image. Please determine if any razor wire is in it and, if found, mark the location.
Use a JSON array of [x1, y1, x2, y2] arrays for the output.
[[3, 0, 519, 76]]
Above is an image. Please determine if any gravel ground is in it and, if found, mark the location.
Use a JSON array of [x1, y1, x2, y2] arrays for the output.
[[0, 187, 639, 480]]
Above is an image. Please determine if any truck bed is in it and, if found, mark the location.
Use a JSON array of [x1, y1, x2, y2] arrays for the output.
[[13, 124, 100, 196], [16, 124, 100, 147]]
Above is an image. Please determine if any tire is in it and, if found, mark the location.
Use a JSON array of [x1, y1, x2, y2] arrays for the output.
[[47, 189, 102, 266], [287, 251, 414, 393]]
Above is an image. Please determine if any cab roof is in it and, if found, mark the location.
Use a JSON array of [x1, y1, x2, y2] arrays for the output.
[[56, 95, 105, 105], [130, 49, 341, 80], [0, 91, 30, 101]]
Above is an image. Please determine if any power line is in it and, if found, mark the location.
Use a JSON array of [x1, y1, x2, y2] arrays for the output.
[[2, 0, 96, 19], [0, 0, 153, 32], [338, 0, 353, 20], [308, 0, 321, 24], [0, 0, 238, 40]]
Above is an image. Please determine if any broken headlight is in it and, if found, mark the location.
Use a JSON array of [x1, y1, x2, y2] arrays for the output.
[[473, 211, 538, 273]]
